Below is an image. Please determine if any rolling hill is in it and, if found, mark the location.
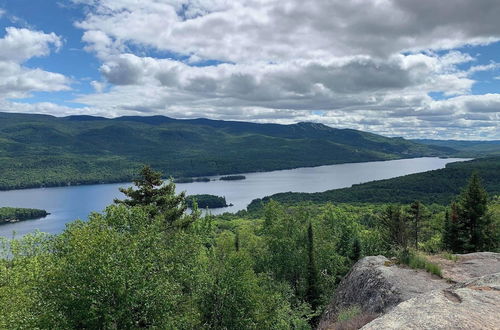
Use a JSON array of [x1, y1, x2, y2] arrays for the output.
[[0, 112, 452, 190]]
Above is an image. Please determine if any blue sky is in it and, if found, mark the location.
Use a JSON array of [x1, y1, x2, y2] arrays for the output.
[[0, 0, 499, 139]]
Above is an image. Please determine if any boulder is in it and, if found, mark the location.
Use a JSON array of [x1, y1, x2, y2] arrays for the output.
[[361, 272, 500, 329], [319, 252, 500, 330], [318, 256, 449, 329]]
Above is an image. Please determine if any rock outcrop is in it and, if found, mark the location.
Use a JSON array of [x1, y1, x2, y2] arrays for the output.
[[362, 273, 500, 329], [318, 256, 449, 329], [319, 252, 500, 330]]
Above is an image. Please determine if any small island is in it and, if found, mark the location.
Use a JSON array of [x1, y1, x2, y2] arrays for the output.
[[0, 207, 48, 225], [186, 194, 229, 209], [219, 175, 246, 181], [174, 177, 211, 183]]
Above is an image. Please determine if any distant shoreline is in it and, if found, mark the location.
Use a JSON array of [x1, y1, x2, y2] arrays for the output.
[[0, 156, 466, 193]]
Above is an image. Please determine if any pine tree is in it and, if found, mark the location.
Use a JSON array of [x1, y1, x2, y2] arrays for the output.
[[442, 209, 452, 250], [306, 222, 320, 313], [409, 201, 422, 250], [114, 165, 189, 227], [457, 172, 488, 252], [380, 205, 408, 249]]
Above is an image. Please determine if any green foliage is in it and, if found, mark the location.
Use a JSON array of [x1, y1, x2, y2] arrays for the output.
[[187, 194, 228, 209], [443, 173, 498, 253], [0, 207, 48, 224], [337, 305, 362, 322], [379, 205, 408, 249], [0, 112, 450, 190]]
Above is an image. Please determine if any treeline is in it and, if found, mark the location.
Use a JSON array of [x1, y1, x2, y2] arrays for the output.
[[1, 167, 498, 329], [248, 157, 500, 210], [220, 175, 246, 181], [187, 194, 229, 209], [0, 112, 451, 190], [0, 207, 48, 224]]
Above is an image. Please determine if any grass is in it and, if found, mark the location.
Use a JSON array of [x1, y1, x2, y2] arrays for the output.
[[333, 306, 377, 330], [399, 249, 443, 277], [441, 251, 459, 262], [337, 305, 362, 322]]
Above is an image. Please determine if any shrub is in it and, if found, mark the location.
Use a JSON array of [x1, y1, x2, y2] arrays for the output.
[[337, 305, 361, 322]]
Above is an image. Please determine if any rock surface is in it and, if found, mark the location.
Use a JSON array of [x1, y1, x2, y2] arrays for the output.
[[361, 273, 500, 330], [318, 256, 449, 329], [427, 252, 500, 283], [319, 253, 500, 330]]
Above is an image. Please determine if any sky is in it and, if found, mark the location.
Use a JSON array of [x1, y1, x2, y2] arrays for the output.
[[0, 0, 499, 139]]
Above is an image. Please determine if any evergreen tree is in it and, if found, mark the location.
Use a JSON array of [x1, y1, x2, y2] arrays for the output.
[[409, 201, 422, 249], [442, 209, 452, 250], [306, 222, 321, 314], [379, 205, 408, 249], [457, 173, 488, 252], [114, 165, 190, 228]]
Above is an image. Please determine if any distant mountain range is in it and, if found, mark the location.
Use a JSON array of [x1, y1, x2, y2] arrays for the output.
[[0, 112, 457, 190], [412, 139, 500, 157]]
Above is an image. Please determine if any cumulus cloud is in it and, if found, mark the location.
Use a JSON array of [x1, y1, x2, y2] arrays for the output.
[[3, 0, 491, 139], [0, 27, 70, 99], [74, 0, 500, 62]]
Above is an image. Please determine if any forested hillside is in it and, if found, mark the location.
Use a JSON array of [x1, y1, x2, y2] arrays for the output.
[[248, 157, 500, 209], [0, 112, 451, 190], [413, 139, 500, 157]]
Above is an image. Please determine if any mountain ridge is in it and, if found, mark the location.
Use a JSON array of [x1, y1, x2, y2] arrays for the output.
[[0, 111, 452, 190]]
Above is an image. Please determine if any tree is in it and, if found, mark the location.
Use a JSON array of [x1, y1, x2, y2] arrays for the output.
[[443, 173, 493, 253], [457, 173, 488, 252], [379, 205, 408, 249], [306, 222, 320, 313], [409, 201, 423, 250], [351, 236, 362, 261], [114, 165, 192, 228]]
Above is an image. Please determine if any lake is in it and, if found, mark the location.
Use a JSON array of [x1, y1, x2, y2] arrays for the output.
[[0, 157, 468, 237]]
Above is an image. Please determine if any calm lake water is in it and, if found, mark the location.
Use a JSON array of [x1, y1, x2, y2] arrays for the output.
[[0, 157, 468, 237]]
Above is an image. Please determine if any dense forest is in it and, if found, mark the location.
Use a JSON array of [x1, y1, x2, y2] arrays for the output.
[[1, 166, 498, 328], [0, 207, 48, 224], [0, 112, 453, 190], [248, 157, 500, 210]]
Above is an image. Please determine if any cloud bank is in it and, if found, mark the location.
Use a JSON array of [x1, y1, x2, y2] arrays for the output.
[[3, 0, 500, 138]]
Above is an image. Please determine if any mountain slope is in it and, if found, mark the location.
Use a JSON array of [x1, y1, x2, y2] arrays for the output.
[[0, 112, 451, 190], [413, 139, 500, 157]]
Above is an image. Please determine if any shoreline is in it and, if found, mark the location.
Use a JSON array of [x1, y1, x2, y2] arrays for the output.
[[0, 155, 456, 193]]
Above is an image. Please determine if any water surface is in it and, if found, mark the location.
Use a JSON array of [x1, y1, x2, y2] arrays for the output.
[[0, 157, 468, 237]]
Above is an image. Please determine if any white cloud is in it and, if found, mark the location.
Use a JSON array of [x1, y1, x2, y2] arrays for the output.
[[5, 0, 496, 139], [0, 27, 62, 62], [0, 27, 70, 99], [74, 0, 500, 63]]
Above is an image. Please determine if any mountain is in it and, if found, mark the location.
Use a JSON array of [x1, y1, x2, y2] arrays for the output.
[[248, 157, 500, 208], [0, 112, 451, 190], [413, 139, 500, 157]]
